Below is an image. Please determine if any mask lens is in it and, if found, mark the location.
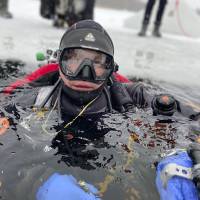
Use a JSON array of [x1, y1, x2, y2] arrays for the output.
[[60, 49, 81, 75], [60, 48, 113, 81]]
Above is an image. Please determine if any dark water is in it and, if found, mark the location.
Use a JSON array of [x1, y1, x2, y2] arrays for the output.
[[0, 60, 200, 200], [0, 59, 25, 94]]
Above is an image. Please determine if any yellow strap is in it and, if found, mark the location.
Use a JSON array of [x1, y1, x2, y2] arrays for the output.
[[42, 96, 99, 136]]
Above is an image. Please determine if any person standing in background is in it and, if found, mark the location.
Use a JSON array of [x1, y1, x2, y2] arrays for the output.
[[40, 0, 96, 28], [54, 0, 96, 27], [0, 0, 12, 18], [40, 0, 55, 19], [138, 0, 167, 37]]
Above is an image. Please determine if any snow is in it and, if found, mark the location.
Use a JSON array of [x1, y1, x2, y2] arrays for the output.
[[0, 0, 200, 89], [185, 0, 200, 10]]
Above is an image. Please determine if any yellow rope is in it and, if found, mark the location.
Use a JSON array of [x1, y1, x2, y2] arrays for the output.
[[63, 97, 98, 129], [41, 96, 99, 136]]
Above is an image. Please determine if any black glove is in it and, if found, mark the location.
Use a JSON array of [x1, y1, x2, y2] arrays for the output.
[[151, 94, 177, 116]]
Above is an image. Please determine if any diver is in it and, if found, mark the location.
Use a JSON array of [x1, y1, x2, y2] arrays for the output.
[[0, 0, 12, 18], [138, 0, 168, 37]]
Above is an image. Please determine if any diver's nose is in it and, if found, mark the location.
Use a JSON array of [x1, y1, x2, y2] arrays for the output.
[[77, 59, 96, 80], [80, 65, 93, 79]]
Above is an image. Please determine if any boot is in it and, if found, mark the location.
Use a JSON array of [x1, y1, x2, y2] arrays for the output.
[[0, 11, 12, 18], [152, 25, 162, 37], [138, 24, 148, 37], [0, 0, 12, 19]]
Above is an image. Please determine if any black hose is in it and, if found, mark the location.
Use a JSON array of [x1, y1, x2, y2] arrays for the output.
[[38, 78, 61, 109]]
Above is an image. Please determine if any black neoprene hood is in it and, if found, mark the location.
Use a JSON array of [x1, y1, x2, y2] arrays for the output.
[[59, 20, 114, 58]]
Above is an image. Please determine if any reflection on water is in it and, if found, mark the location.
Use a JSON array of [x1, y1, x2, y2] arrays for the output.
[[0, 59, 25, 99], [0, 61, 199, 200], [0, 105, 199, 200], [0, 59, 25, 79], [0, 109, 161, 199]]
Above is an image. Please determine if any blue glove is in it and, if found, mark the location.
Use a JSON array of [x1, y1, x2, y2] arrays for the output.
[[36, 173, 101, 200], [156, 151, 199, 200]]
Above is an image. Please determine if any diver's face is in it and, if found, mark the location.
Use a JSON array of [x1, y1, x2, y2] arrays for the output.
[[59, 48, 107, 92], [60, 71, 103, 92]]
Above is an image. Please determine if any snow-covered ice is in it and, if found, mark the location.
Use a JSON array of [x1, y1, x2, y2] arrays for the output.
[[0, 0, 200, 90]]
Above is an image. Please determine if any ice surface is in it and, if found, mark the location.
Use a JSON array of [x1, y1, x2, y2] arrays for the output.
[[0, 0, 199, 88]]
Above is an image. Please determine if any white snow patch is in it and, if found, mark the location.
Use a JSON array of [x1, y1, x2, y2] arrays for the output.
[[0, 0, 199, 87]]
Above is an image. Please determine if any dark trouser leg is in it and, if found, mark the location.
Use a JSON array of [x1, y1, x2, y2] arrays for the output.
[[49, 0, 55, 17], [153, 0, 167, 37], [53, 0, 68, 27], [81, 0, 95, 20], [40, 0, 55, 19], [154, 0, 167, 26], [0, 0, 8, 13], [138, 0, 156, 36], [143, 0, 156, 25]]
